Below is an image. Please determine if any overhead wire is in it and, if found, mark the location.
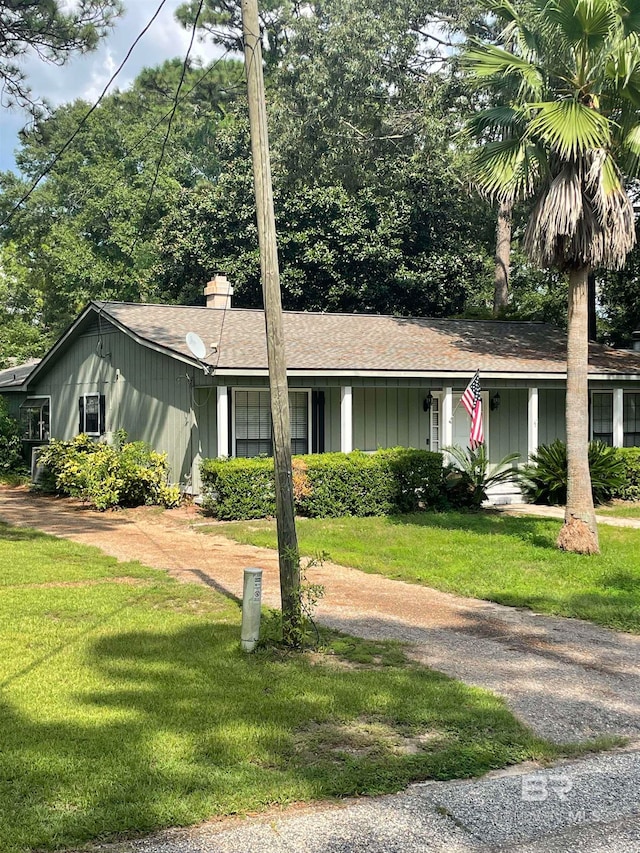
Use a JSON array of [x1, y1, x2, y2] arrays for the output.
[[129, 0, 207, 257], [1, 0, 172, 228]]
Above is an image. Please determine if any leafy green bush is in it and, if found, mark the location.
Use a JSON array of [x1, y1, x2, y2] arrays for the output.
[[443, 445, 521, 508], [522, 439, 625, 506], [0, 397, 25, 474], [616, 448, 640, 500], [200, 448, 444, 520], [37, 434, 181, 510]]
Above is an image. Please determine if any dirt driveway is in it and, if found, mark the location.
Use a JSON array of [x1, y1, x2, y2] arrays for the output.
[[1, 486, 639, 745]]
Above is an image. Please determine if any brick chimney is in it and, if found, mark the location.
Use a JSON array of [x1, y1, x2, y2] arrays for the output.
[[204, 274, 233, 309]]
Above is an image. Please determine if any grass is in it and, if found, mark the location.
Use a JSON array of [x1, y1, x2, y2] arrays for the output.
[[596, 501, 640, 519], [0, 521, 564, 853], [218, 512, 640, 633]]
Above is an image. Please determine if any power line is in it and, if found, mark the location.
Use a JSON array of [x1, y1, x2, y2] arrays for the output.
[[131, 0, 207, 252], [1, 0, 172, 228]]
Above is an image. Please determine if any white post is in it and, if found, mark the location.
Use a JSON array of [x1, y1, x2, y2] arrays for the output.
[[613, 388, 624, 448], [341, 386, 353, 453], [241, 567, 263, 652], [442, 387, 453, 447], [217, 386, 229, 458], [528, 387, 539, 461]]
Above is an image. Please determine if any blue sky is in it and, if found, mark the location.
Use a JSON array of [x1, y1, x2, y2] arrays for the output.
[[0, 1, 222, 173]]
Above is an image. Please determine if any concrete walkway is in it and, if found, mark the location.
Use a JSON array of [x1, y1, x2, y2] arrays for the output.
[[1, 488, 639, 851], [499, 502, 640, 528]]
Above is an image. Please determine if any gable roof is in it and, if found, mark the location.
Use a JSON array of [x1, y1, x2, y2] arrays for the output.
[[94, 301, 640, 379], [26, 300, 640, 383], [0, 359, 41, 390]]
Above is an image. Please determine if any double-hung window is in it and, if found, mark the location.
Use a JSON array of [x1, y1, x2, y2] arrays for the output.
[[234, 390, 310, 457], [623, 393, 640, 447], [79, 394, 106, 436], [591, 392, 614, 445]]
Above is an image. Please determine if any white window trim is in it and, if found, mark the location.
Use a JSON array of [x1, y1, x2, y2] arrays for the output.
[[81, 393, 102, 437], [231, 388, 313, 458], [20, 395, 52, 441]]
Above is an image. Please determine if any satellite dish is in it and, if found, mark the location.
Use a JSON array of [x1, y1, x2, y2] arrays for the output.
[[186, 331, 207, 360]]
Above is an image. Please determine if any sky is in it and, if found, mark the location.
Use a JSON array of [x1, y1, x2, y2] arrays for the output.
[[0, 0, 222, 173]]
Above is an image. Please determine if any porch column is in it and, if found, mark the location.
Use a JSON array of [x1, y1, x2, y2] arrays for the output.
[[528, 387, 539, 460], [442, 387, 453, 448], [613, 388, 624, 448], [340, 386, 353, 453], [216, 386, 229, 457]]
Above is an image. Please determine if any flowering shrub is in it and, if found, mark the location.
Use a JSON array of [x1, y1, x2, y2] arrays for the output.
[[37, 434, 180, 510]]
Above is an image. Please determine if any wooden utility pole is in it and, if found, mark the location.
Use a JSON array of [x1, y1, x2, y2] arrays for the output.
[[241, 0, 301, 645]]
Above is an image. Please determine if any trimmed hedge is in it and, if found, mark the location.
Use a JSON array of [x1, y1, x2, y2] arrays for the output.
[[200, 448, 444, 520], [615, 447, 640, 501]]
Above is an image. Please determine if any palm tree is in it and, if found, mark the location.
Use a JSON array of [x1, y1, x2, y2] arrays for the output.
[[463, 0, 640, 554]]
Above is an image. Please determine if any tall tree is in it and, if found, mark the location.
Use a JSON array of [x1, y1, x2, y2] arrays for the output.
[[0, 0, 122, 114], [464, 0, 640, 554]]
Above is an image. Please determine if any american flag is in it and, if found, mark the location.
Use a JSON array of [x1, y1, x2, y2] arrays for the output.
[[460, 370, 484, 449]]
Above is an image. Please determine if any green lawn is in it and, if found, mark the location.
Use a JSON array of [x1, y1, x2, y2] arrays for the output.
[[597, 501, 640, 519], [218, 512, 640, 633], [0, 521, 561, 853]]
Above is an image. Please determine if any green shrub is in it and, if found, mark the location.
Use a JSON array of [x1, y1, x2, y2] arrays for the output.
[[37, 434, 181, 510], [522, 439, 625, 505], [200, 448, 444, 520], [0, 397, 25, 474], [613, 447, 640, 500], [443, 445, 521, 508]]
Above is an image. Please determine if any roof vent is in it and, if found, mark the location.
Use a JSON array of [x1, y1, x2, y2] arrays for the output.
[[204, 274, 233, 310]]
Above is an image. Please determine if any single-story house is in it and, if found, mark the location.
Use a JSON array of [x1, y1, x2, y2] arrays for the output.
[[6, 275, 640, 498]]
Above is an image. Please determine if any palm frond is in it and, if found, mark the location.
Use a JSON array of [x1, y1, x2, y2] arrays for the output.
[[464, 105, 528, 140], [544, 0, 618, 48], [472, 136, 547, 201], [523, 153, 635, 268], [527, 99, 612, 158], [463, 43, 545, 98], [621, 121, 640, 173]]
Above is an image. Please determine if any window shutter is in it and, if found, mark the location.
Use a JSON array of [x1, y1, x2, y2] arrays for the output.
[[79, 397, 85, 434], [99, 394, 106, 434]]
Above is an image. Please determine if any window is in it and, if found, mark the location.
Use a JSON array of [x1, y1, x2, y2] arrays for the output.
[[79, 394, 105, 436], [234, 390, 309, 457], [21, 398, 50, 441], [624, 393, 640, 447], [429, 396, 440, 451], [591, 392, 613, 445]]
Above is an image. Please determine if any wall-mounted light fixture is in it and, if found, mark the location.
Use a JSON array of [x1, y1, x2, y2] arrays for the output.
[[423, 391, 434, 413], [490, 391, 501, 411]]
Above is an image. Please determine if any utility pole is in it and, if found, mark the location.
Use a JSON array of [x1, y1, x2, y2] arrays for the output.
[[241, 0, 301, 645]]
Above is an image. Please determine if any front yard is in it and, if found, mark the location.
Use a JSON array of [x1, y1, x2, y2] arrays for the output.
[[0, 521, 559, 853], [219, 512, 640, 634]]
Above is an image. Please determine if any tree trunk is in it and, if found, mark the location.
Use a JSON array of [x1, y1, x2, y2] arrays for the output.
[[493, 200, 512, 316], [557, 265, 599, 555], [241, 0, 302, 643]]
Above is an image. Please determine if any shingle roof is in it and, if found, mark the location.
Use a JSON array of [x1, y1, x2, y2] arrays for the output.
[[95, 301, 640, 376], [0, 359, 41, 389]]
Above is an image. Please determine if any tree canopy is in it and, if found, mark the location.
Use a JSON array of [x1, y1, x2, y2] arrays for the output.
[[0, 0, 122, 114]]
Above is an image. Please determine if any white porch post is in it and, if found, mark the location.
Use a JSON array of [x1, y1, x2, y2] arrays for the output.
[[613, 388, 624, 448], [527, 387, 539, 461], [216, 386, 229, 457], [442, 387, 453, 447], [340, 386, 353, 453]]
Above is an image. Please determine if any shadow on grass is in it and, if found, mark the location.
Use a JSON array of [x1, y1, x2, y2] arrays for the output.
[[0, 622, 548, 853], [0, 521, 49, 542], [386, 511, 560, 550]]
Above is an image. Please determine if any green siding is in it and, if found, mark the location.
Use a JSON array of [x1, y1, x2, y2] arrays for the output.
[[29, 329, 213, 491], [353, 388, 428, 451], [486, 388, 528, 461], [0, 391, 26, 420], [539, 389, 566, 445]]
